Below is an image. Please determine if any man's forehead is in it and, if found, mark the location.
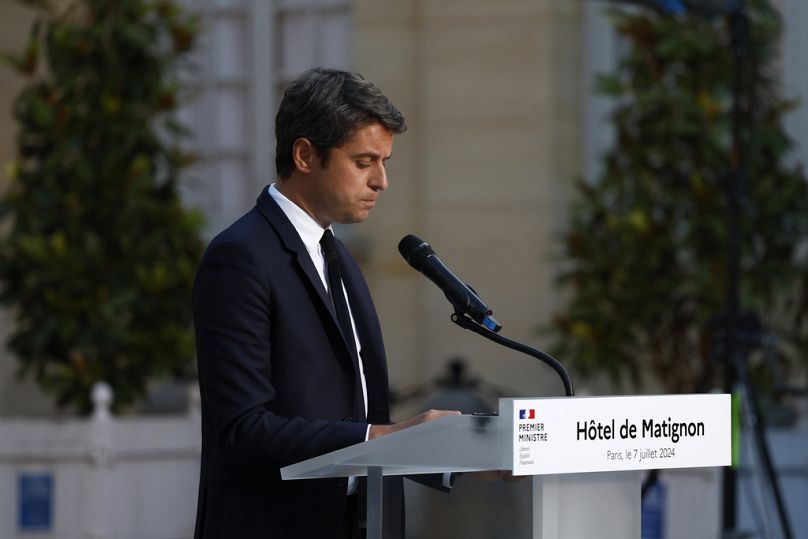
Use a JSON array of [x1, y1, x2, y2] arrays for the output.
[[340, 122, 394, 153]]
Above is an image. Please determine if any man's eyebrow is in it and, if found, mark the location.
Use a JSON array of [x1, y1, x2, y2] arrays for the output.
[[350, 152, 393, 160]]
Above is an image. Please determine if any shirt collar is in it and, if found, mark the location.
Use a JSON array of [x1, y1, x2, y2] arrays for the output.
[[268, 183, 332, 257]]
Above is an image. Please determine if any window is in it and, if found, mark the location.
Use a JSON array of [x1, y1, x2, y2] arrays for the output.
[[581, 3, 621, 183], [779, 0, 808, 167], [177, 0, 353, 237]]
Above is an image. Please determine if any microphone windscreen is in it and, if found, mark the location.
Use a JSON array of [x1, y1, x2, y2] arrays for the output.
[[398, 234, 433, 267]]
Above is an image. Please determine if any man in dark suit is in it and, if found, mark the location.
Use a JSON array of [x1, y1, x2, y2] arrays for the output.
[[192, 67, 457, 538]]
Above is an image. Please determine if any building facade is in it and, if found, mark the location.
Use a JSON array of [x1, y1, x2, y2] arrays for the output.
[[1, 0, 807, 416]]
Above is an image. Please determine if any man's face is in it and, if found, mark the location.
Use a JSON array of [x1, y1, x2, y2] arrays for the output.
[[302, 122, 393, 227]]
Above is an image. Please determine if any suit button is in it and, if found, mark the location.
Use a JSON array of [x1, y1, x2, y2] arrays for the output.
[[342, 417, 355, 422]]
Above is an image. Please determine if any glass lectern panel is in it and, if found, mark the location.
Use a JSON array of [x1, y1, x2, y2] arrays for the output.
[[281, 414, 507, 480]]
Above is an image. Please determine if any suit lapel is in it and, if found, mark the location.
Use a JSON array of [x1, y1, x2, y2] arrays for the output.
[[256, 188, 335, 318]]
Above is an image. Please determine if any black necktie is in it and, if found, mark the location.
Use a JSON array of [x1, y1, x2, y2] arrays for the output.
[[320, 231, 365, 421], [320, 230, 357, 356]]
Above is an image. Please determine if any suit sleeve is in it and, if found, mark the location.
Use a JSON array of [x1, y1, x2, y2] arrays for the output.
[[194, 239, 368, 469]]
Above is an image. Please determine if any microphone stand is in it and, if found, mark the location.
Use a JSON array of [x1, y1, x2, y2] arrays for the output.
[[450, 311, 575, 397], [714, 5, 793, 537]]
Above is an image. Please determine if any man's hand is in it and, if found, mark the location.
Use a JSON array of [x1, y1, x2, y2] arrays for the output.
[[368, 409, 461, 440]]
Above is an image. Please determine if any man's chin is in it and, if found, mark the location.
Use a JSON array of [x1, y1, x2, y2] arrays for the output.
[[339, 211, 371, 224]]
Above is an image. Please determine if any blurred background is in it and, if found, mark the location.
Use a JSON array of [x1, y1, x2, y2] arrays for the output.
[[0, 0, 806, 538]]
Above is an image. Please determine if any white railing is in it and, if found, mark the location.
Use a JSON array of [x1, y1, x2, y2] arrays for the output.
[[0, 382, 201, 539]]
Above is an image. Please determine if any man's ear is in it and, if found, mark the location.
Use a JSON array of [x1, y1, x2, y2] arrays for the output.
[[292, 138, 316, 174]]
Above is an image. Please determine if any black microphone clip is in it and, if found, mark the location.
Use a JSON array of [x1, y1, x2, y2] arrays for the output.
[[461, 283, 501, 332]]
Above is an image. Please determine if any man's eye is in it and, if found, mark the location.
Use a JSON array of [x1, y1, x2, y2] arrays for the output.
[[357, 161, 371, 168]]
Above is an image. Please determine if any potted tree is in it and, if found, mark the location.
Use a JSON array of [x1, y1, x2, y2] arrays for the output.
[[552, 1, 808, 396], [0, 0, 204, 414]]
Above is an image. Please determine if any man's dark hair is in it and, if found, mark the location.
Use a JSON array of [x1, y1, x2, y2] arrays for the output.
[[275, 67, 407, 178]]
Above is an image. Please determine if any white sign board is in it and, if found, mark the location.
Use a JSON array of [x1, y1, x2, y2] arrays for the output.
[[503, 394, 730, 476]]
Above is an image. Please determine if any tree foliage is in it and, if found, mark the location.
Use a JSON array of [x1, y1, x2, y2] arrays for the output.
[[551, 1, 808, 393], [0, 0, 204, 413]]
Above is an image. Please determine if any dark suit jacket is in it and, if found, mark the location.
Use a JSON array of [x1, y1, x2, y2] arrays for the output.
[[193, 187, 398, 538]]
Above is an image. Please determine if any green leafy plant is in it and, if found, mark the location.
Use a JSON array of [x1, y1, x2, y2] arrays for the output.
[[551, 1, 808, 394], [0, 0, 204, 413]]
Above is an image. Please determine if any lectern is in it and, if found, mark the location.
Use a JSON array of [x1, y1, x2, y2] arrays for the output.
[[282, 394, 730, 538]]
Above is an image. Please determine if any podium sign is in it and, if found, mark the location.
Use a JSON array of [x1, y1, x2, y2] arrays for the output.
[[504, 394, 730, 476]]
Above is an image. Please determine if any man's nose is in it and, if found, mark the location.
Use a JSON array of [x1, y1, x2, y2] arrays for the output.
[[370, 163, 388, 191]]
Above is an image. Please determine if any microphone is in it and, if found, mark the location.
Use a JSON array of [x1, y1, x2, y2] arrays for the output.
[[398, 235, 501, 332]]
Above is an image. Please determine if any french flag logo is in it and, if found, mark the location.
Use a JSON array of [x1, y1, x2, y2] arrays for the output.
[[519, 409, 535, 420]]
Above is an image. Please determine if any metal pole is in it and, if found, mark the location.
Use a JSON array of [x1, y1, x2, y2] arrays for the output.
[[366, 466, 383, 539]]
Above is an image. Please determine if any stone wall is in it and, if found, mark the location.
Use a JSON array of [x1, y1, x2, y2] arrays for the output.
[[353, 0, 584, 409]]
